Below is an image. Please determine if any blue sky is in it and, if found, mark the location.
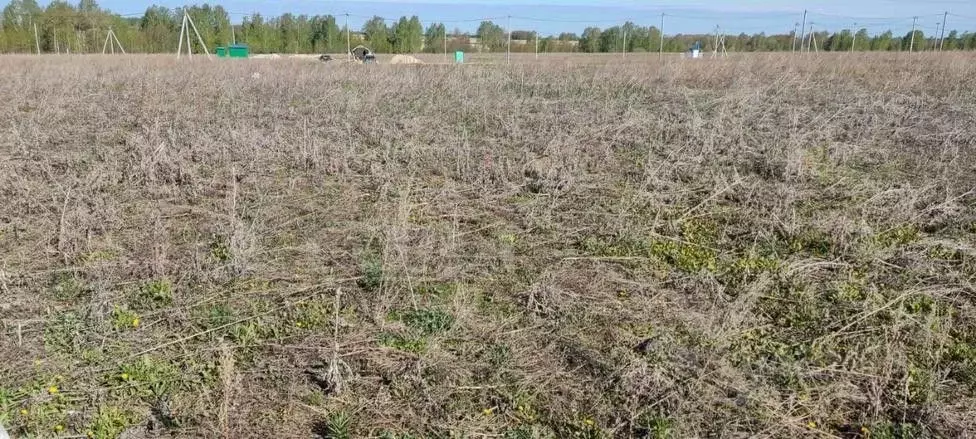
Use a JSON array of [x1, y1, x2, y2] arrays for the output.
[[87, 0, 976, 35]]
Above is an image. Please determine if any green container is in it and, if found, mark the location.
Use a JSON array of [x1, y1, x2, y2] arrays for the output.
[[215, 47, 227, 57], [228, 44, 249, 58], [454, 50, 464, 64]]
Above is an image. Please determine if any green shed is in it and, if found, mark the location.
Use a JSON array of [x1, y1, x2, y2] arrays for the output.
[[228, 44, 249, 58], [215, 47, 227, 57]]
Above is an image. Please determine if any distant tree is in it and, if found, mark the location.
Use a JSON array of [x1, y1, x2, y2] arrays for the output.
[[310, 15, 341, 53], [139, 5, 176, 53], [511, 30, 535, 40], [476, 20, 505, 51], [424, 22, 445, 53], [902, 30, 924, 51], [599, 26, 622, 52], [871, 31, 893, 51], [854, 28, 870, 51], [41, 1, 76, 52], [824, 30, 852, 51], [362, 15, 390, 52], [389, 15, 422, 53], [580, 26, 601, 52]]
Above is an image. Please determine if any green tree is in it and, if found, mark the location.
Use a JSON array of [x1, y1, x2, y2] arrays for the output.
[[3, 0, 42, 52], [424, 22, 445, 53], [42, 1, 76, 52], [902, 30, 923, 51], [871, 31, 893, 51], [581, 26, 601, 53], [390, 15, 422, 53], [476, 20, 504, 51], [362, 16, 390, 52], [854, 28, 870, 51], [138, 5, 176, 53], [310, 15, 341, 53], [599, 26, 622, 52]]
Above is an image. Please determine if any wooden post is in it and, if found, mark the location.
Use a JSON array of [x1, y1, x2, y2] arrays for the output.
[[799, 10, 807, 54], [112, 29, 126, 54], [622, 27, 627, 58], [177, 13, 186, 59], [345, 14, 351, 60], [507, 15, 512, 64], [659, 13, 665, 60], [186, 13, 193, 59], [185, 9, 212, 59], [792, 22, 798, 53], [939, 11, 948, 51], [34, 23, 41, 54], [909, 16, 917, 53]]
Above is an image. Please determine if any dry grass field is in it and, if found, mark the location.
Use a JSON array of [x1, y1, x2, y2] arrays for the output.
[[1, 52, 975, 439]]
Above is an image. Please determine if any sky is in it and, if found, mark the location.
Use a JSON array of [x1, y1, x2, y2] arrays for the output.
[[67, 0, 976, 36]]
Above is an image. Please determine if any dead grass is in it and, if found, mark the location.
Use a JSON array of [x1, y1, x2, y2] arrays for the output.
[[1, 52, 975, 438]]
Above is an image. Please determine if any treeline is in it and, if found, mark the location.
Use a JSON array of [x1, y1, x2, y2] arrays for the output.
[[3, 0, 976, 54]]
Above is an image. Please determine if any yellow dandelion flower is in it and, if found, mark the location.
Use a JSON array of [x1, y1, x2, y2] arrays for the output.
[[87, 431, 95, 438], [807, 421, 817, 429], [48, 385, 59, 395], [54, 424, 64, 432], [132, 318, 140, 328], [19, 409, 28, 416], [482, 407, 494, 416], [584, 418, 595, 426], [121, 373, 129, 380]]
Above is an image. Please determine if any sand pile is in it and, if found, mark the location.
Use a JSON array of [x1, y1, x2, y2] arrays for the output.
[[389, 55, 424, 65]]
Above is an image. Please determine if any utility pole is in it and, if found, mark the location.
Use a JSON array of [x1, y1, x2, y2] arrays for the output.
[[808, 22, 818, 52], [850, 22, 857, 52], [799, 10, 807, 53], [345, 13, 351, 60], [713, 25, 719, 57], [507, 15, 512, 64], [909, 16, 917, 53], [622, 26, 627, 58], [939, 11, 948, 51], [34, 22, 40, 55], [659, 13, 665, 60], [791, 22, 798, 53]]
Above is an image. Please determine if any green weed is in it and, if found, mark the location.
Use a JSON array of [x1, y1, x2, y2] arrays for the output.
[[358, 255, 384, 292], [87, 406, 137, 439], [324, 411, 352, 439], [112, 355, 181, 400], [44, 312, 85, 355], [50, 273, 89, 302], [137, 279, 173, 309], [111, 306, 141, 331], [210, 234, 232, 262], [876, 224, 920, 248], [379, 333, 428, 353], [400, 308, 454, 335]]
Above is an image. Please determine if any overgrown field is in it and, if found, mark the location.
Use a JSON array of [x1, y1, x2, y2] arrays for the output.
[[1, 53, 975, 438]]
